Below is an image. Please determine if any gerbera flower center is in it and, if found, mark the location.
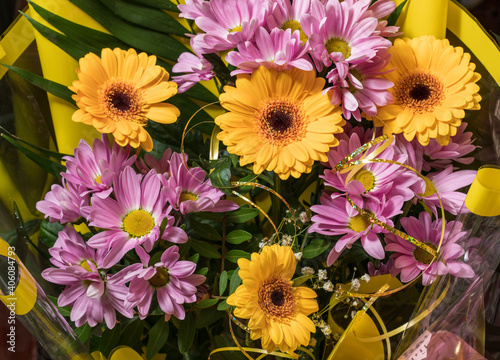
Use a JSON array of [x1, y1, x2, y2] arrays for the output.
[[349, 214, 371, 233], [352, 169, 375, 192], [258, 98, 308, 147], [179, 192, 199, 202], [100, 79, 146, 123], [122, 209, 155, 238], [258, 278, 295, 321], [282, 20, 308, 43], [325, 38, 351, 59], [148, 267, 170, 287], [394, 72, 445, 113], [413, 243, 437, 264]]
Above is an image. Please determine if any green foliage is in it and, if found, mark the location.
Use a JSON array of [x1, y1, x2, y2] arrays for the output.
[[146, 319, 169, 360]]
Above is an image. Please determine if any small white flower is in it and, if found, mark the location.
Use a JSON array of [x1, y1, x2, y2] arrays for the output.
[[299, 211, 309, 223], [281, 234, 293, 246], [352, 299, 359, 307], [318, 269, 328, 280], [323, 280, 334, 292], [321, 324, 332, 336], [294, 252, 303, 261], [301, 266, 315, 275], [361, 274, 371, 282], [350, 278, 360, 292], [351, 310, 357, 319]]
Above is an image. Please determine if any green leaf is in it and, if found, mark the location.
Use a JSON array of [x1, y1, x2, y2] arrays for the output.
[[129, 0, 180, 12], [209, 157, 231, 194], [196, 308, 223, 329], [98, 0, 188, 36], [387, 0, 408, 26], [229, 269, 241, 294], [28, 0, 128, 50], [217, 300, 230, 311], [49, 296, 72, 317], [188, 253, 200, 263], [99, 324, 122, 358], [189, 217, 222, 241], [1, 64, 76, 106], [225, 208, 259, 223], [190, 239, 221, 259], [225, 230, 252, 245], [120, 318, 144, 347], [1, 133, 65, 180], [178, 312, 196, 353], [197, 298, 218, 308], [39, 220, 64, 249], [225, 249, 251, 264], [0, 129, 69, 161], [219, 270, 228, 295], [302, 239, 330, 259], [75, 324, 92, 343], [146, 319, 169, 360], [292, 274, 314, 287], [196, 267, 208, 276], [69, 0, 190, 62]]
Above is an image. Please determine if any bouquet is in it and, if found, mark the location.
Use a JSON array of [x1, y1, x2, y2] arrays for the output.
[[1, 0, 499, 359]]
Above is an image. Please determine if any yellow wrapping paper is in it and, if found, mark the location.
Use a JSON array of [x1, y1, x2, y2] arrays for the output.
[[396, 0, 448, 39], [465, 166, 500, 217]]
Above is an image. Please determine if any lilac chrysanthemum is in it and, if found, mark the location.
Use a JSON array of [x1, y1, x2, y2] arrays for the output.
[[266, 0, 312, 35], [385, 212, 474, 286], [356, 0, 400, 37], [309, 193, 404, 265], [42, 226, 133, 328], [326, 51, 394, 121], [87, 166, 187, 268], [172, 52, 215, 93], [124, 246, 206, 321], [162, 153, 239, 214], [135, 148, 172, 176], [225, 27, 313, 76], [302, 0, 391, 72], [63, 135, 136, 199], [36, 180, 89, 224]]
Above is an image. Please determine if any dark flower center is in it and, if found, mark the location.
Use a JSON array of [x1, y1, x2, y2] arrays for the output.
[[271, 290, 286, 306], [394, 72, 444, 113], [268, 110, 293, 133], [110, 92, 132, 111], [148, 267, 170, 287], [258, 278, 295, 321], [409, 84, 431, 101]]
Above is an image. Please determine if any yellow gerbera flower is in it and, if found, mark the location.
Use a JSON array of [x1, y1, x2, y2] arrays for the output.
[[371, 36, 481, 146], [227, 244, 318, 353], [70, 48, 180, 152], [215, 66, 345, 180]]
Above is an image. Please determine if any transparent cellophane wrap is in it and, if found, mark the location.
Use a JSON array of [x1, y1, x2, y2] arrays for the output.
[[0, 1, 500, 359]]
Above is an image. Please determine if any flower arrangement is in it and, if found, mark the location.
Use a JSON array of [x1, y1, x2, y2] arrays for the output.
[[0, 0, 499, 359]]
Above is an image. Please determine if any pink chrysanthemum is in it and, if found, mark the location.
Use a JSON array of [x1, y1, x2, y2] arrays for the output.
[[266, 0, 312, 43], [385, 212, 474, 286], [135, 148, 172, 176], [172, 51, 215, 93], [326, 51, 394, 121], [356, 0, 400, 37], [42, 227, 133, 328], [180, 0, 271, 54], [124, 246, 206, 321], [413, 165, 476, 216], [36, 180, 89, 224], [87, 166, 187, 268], [225, 27, 313, 76], [309, 193, 404, 265], [162, 153, 239, 214], [367, 259, 394, 277], [63, 135, 136, 199], [302, 0, 391, 72]]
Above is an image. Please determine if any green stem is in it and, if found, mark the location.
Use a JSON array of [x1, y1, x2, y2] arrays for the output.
[[272, 175, 283, 227]]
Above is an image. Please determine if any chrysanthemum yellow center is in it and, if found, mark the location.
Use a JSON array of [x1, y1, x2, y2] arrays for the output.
[[80, 260, 95, 272], [94, 175, 102, 185], [325, 38, 351, 59], [352, 169, 375, 192], [122, 209, 155, 238], [179, 192, 199, 202], [414, 243, 437, 264], [258, 278, 295, 322], [282, 20, 308, 43], [230, 25, 242, 33], [258, 98, 308, 147], [148, 267, 170, 287], [100, 79, 146, 123], [349, 214, 371, 233], [394, 72, 445, 113]]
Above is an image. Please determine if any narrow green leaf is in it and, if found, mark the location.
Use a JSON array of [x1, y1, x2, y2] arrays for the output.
[[189, 218, 222, 241], [190, 239, 221, 259], [75, 324, 92, 343], [196, 308, 223, 329], [229, 269, 241, 294], [217, 300, 230, 311], [69, 0, 190, 62], [225, 230, 252, 245], [39, 220, 64, 248], [1, 64, 75, 106], [120, 318, 144, 347], [178, 312, 196, 354], [28, 0, 128, 50], [146, 319, 169, 360], [99, 324, 122, 358], [1, 133, 65, 180], [209, 157, 231, 194], [197, 298, 218, 308], [219, 270, 228, 295], [196, 267, 208, 276], [387, 0, 408, 26], [48, 296, 72, 317], [188, 253, 199, 263], [0, 129, 70, 161], [302, 239, 330, 259], [292, 274, 314, 287], [98, 0, 188, 36], [129, 0, 180, 12], [225, 249, 251, 264], [225, 208, 259, 223]]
